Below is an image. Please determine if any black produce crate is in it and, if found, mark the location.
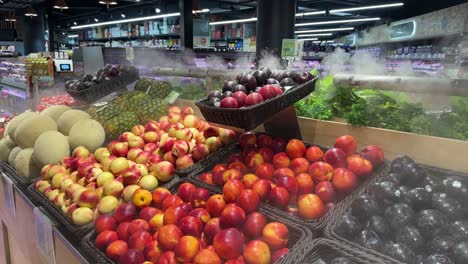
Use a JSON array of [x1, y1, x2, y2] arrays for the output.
[[0, 160, 37, 190], [325, 160, 468, 264], [27, 175, 179, 241], [82, 178, 314, 264], [195, 78, 317, 131], [188, 143, 389, 234], [65, 73, 139, 104], [302, 238, 387, 264]]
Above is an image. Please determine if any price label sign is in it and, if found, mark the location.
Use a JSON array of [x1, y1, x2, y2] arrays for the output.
[[165, 91, 181, 104], [34, 207, 56, 264], [1, 172, 15, 218]]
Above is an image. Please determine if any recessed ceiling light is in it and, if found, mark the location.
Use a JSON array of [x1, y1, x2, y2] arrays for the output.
[[71, 12, 180, 29], [297, 33, 333, 37], [330, 3, 404, 13], [296, 38, 318, 41], [210, 17, 257, 25], [155, 8, 161, 13], [94, 18, 99, 22], [121, 13, 126, 18], [295, 11, 326, 17], [296, 17, 380, 27], [73, 21, 77, 25], [295, 27, 354, 33]]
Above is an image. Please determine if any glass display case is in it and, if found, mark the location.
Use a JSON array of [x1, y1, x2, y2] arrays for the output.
[[0, 57, 27, 90]]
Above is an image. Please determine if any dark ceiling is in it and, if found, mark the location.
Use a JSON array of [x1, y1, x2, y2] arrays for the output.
[[0, 0, 465, 29]]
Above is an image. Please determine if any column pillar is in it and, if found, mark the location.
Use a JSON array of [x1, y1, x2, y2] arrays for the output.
[[23, 6, 46, 54], [179, 0, 193, 49]]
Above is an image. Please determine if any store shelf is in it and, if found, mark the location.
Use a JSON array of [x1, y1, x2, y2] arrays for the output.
[[83, 33, 180, 42]]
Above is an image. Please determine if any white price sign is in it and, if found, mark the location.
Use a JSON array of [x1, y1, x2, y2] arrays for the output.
[[1, 172, 15, 218], [34, 207, 56, 263]]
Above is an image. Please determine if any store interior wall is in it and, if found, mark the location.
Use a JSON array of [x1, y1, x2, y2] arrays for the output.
[[0, 41, 24, 55]]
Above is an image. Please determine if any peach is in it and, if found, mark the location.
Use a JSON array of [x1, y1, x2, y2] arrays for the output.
[[251, 179, 272, 201], [179, 216, 203, 237], [242, 173, 259, 189], [128, 230, 152, 252], [305, 146, 324, 163], [120, 249, 144, 263], [286, 139, 306, 159], [258, 147, 274, 163], [71, 188, 86, 203], [347, 155, 373, 178], [334, 135, 357, 156], [175, 155, 194, 170], [331, 168, 357, 193], [59, 178, 74, 193], [123, 185, 141, 202], [228, 162, 249, 175], [106, 240, 128, 262], [206, 194, 226, 217], [35, 180, 51, 193], [127, 147, 143, 162], [237, 189, 260, 213], [168, 113, 181, 124], [114, 203, 137, 223], [132, 164, 148, 176], [145, 121, 160, 131], [162, 195, 183, 211], [128, 219, 150, 235], [128, 136, 145, 149], [219, 205, 246, 229], [101, 155, 116, 172], [132, 189, 152, 208], [192, 144, 210, 161], [188, 208, 211, 224], [315, 181, 336, 203], [239, 132, 256, 149], [143, 131, 159, 143], [181, 106, 194, 115], [172, 140, 190, 158], [143, 143, 158, 153], [78, 190, 99, 208], [138, 175, 158, 191], [40, 164, 53, 179], [296, 173, 315, 196], [71, 207, 94, 225], [174, 235, 200, 263], [94, 214, 117, 234], [205, 137, 222, 153], [103, 180, 124, 197], [273, 152, 291, 169], [203, 217, 222, 244], [290, 157, 310, 174], [243, 240, 271, 264], [193, 249, 222, 264], [190, 188, 210, 209], [360, 145, 384, 167], [66, 203, 79, 219], [148, 212, 165, 232], [219, 128, 237, 146], [203, 126, 220, 138], [119, 132, 136, 142], [112, 142, 129, 157], [151, 188, 171, 208], [244, 212, 267, 239], [297, 194, 324, 220], [96, 172, 115, 187], [175, 128, 193, 142], [51, 172, 68, 189], [272, 248, 289, 263], [73, 146, 90, 158], [158, 224, 183, 251], [162, 151, 176, 164], [116, 222, 131, 241], [110, 157, 130, 174], [95, 230, 118, 250], [255, 163, 275, 180], [257, 134, 272, 148], [98, 195, 119, 214], [324, 148, 348, 168], [53, 193, 68, 207], [153, 161, 175, 182], [223, 179, 245, 203], [135, 151, 152, 166], [177, 182, 196, 203], [60, 157, 73, 170], [245, 152, 264, 171], [262, 222, 288, 250], [183, 115, 201, 129], [158, 251, 177, 264], [163, 204, 189, 225], [131, 125, 145, 136], [222, 168, 243, 183], [308, 162, 334, 182], [138, 207, 160, 222], [144, 240, 162, 263], [213, 228, 244, 259], [268, 187, 290, 209]]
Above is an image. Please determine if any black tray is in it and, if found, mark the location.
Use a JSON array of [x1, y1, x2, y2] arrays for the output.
[[188, 143, 389, 234], [82, 178, 314, 264], [325, 161, 468, 264], [65, 74, 139, 104], [195, 78, 317, 131], [0, 161, 36, 189]]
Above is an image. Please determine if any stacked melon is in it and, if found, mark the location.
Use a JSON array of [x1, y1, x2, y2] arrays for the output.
[[0, 106, 106, 180]]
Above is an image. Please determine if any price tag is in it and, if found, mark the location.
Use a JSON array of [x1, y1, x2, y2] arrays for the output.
[[165, 91, 181, 104], [2, 172, 15, 218], [34, 207, 56, 264]]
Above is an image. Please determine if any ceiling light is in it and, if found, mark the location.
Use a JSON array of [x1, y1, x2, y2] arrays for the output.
[[62, 32, 66, 35], [53, 0, 69, 10], [99, 0, 117, 8], [295, 27, 354, 33], [73, 21, 77, 25], [155, 8, 161, 13], [296, 17, 380, 27], [297, 33, 333, 37], [71, 12, 180, 29], [68, 34, 78, 38], [193, 8, 210, 14], [296, 11, 326, 17], [121, 13, 126, 18], [210, 17, 257, 25], [330, 3, 403, 13], [94, 18, 99, 22], [25, 6, 38, 17], [296, 38, 318, 41]]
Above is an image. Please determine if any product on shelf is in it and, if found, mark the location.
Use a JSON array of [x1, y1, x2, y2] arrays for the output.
[[334, 156, 468, 264], [196, 133, 384, 220], [91, 181, 291, 264], [36, 94, 79, 112], [208, 68, 314, 108]]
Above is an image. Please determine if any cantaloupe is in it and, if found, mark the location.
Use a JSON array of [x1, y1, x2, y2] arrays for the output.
[[2, 136, 15, 149], [68, 119, 105, 152], [14, 116, 58, 148], [15, 148, 40, 179], [5, 112, 39, 141], [40, 105, 71, 122], [57, 110, 90, 136], [8, 146, 22, 167], [33, 131, 70, 167], [0, 139, 12, 161]]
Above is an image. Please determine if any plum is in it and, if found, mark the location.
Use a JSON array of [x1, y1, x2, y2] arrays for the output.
[[209, 97, 221, 107], [422, 174, 444, 192], [387, 172, 405, 185], [208, 90, 223, 99], [396, 225, 424, 251], [383, 243, 415, 263], [405, 187, 432, 210], [415, 255, 425, 264], [425, 254, 454, 264], [370, 181, 402, 203], [365, 216, 389, 238], [253, 69, 269, 85], [415, 210, 447, 239], [335, 214, 362, 239], [279, 77, 296, 87], [355, 229, 382, 251], [266, 78, 280, 86], [453, 241, 468, 264], [433, 196, 463, 220], [233, 84, 247, 93], [443, 177, 468, 201], [447, 221, 468, 242], [384, 203, 414, 231], [331, 257, 355, 264], [428, 235, 457, 255], [223, 80, 237, 93], [351, 194, 381, 220]]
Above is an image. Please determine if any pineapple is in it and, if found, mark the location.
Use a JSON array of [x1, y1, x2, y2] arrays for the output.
[[135, 78, 172, 99], [104, 112, 141, 139], [136, 98, 168, 123]]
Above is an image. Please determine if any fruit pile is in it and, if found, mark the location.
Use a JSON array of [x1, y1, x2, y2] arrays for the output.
[[93, 181, 291, 264], [197, 133, 384, 220], [207, 68, 314, 108], [65, 64, 138, 92], [36, 94, 80, 111], [336, 156, 468, 264]]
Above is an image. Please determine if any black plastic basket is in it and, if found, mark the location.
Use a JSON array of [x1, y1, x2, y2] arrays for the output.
[[302, 238, 388, 264], [0, 160, 37, 189], [65, 74, 139, 104], [27, 174, 179, 240], [195, 78, 317, 131], [188, 143, 389, 234], [324, 162, 468, 264], [82, 178, 314, 264]]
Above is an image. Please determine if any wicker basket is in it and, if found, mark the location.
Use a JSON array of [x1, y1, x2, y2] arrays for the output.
[[82, 178, 314, 264], [302, 238, 388, 264], [195, 78, 317, 131], [324, 162, 468, 264], [65, 73, 139, 104], [188, 143, 389, 233]]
